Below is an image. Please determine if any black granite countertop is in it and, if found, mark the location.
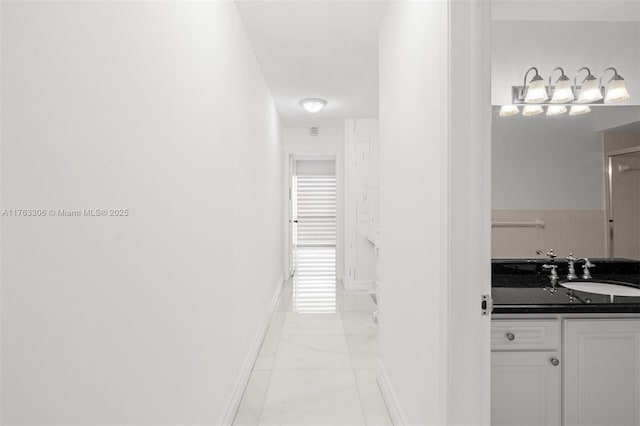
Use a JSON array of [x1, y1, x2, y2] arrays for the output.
[[492, 258, 640, 314]]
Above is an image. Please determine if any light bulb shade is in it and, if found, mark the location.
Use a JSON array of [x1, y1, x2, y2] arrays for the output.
[[604, 78, 630, 103], [524, 76, 548, 103], [546, 105, 567, 116], [551, 78, 574, 103], [522, 105, 544, 116], [577, 76, 603, 103], [300, 98, 327, 113], [569, 105, 591, 116], [499, 105, 520, 117]]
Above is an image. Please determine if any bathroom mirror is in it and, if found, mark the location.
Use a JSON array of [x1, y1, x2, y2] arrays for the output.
[[491, 106, 640, 260], [490, 4, 640, 260]]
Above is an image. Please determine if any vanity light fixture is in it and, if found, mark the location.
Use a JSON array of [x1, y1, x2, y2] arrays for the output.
[[549, 67, 574, 103], [499, 105, 520, 117], [575, 67, 603, 103], [522, 105, 544, 116], [300, 98, 327, 114], [546, 105, 567, 116], [601, 67, 630, 103], [523, 67, 549, 103], [569, 105, 591, 116], [501, 65, 632, 117]]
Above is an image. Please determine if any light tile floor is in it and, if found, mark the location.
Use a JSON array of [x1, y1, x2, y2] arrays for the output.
[[233, 280, 392, 426]]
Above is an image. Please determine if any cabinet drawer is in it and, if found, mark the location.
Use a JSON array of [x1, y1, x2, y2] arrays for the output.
[[492, 320, 560, 351]]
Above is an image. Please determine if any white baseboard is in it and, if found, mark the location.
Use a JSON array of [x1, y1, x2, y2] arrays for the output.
[[377, 359, 408, 426], [342, 275, 375, 292], [219, 274, 284, 425]]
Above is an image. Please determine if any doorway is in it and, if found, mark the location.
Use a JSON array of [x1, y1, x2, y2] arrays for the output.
[[289, 157, 338, 313], [607, 147, 640, 260]]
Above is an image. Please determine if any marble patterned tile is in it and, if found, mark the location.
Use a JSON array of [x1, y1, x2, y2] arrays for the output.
[[273, 334, 352, 370], [235, 280, 389, 426], [233, 370, 272, 426], [354, 369, 392, 426], [259, 370, 366, 426], [282, 313, 345, 336], [341, 311, 378, 336], [346, 333, 379, 369]]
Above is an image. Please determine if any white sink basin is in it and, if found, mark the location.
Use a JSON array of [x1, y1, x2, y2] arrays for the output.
[[559, 280, 640, 297]]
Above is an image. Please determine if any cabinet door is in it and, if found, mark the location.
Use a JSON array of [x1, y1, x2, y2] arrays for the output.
[[491, 351, 561, 426], [564, 319, 640, 426]]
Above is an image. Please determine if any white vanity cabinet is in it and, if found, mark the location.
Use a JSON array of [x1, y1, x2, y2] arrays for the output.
[[563, 319, 640, 426], [492, 317, 640, 426], [491, 320, 562, 426]]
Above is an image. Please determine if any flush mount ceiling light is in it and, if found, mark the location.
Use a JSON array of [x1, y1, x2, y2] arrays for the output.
[[523, 67, 549, 103], [601, 67, 631, 103], [501, 65, 631, 117], [300, 98, 327, 114]]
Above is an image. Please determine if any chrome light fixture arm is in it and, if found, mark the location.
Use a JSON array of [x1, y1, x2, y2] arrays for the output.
[[515, 66, 541, 101], [573, 66, 592, 93], [548, 67, 566, 89], [523, 66, 540, 89], [599, 67, 619, 87]]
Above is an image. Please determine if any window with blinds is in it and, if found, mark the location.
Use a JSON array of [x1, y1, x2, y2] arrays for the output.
[[294, 175, 337, 247]]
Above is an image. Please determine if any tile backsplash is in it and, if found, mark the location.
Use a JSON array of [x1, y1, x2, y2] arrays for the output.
[[492, 209, 606, 259]]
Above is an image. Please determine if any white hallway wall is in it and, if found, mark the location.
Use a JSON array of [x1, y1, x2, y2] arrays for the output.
[[378, 5, 448, 421], [378, 1, 491, 424], [1, 2, 283, 424]]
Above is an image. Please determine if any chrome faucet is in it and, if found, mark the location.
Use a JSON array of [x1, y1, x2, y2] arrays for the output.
[[566, 253, 578, 280], [542, 264, 559, 292], [566, 254, 596, 280], [579, 258, 595, 279]]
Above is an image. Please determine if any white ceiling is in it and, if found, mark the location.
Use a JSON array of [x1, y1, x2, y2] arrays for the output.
[[235, 1, 388, 128], [492, 0, 640, 22]]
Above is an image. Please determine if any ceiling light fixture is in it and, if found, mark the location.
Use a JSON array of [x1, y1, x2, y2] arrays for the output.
[[300, 98, 327, 114]]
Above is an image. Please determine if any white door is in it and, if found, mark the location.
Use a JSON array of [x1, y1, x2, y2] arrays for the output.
[[491, 351, 561, 426], [290, 158, 337, 313], [608, 150, 640, 260], [564, 319, 640, 426]]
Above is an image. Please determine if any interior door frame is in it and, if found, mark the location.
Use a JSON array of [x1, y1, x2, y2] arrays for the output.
[[604, 145, 640, 257], [283, 152, 342, 282]]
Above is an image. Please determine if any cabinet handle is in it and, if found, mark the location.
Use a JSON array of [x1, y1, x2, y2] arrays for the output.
[[550, 357, 560, 366], [506, 332, 515, 341]]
